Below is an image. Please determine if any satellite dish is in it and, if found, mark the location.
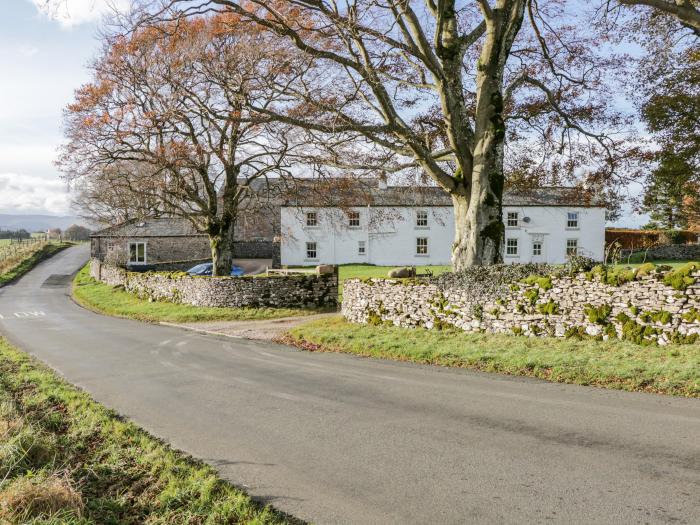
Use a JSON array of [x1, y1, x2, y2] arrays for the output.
[[523, 216, 531, 223]]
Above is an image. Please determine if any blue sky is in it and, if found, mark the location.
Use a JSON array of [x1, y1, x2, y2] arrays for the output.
[[0, 0, 127, 216], [0, 0, 647, 226]]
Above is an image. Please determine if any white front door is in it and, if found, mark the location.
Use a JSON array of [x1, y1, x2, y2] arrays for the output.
[[530, 234, 546, 263]]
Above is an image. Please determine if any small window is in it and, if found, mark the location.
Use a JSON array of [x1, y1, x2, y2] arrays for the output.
[[348, 211, 360, 228], [306, 241, 318, 259], [358, 240, 366, 255], [129, 242, 146, 264], [506, 238, 518, 256], [532, 241, 542, 256], [567, 211, 579, 229], [416, 237, 428, 255], [507, 212, 519, 227], [306, 211, 318, 227], [416, 211, 428, 227], [105, 241, 115, 252], [566, 239, 578, 256]]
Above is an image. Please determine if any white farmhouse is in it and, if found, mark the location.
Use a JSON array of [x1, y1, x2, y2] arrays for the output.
[[280, 186, 606, 266]]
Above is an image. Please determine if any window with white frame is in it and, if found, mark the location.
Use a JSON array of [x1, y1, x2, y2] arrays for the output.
[[566, 239, 578, 256], [306, 211, 318, 227], [506, 211, 519, 227], [416, 237, 428, 255], [506, 238, 518, 256], [567, 211, 579, 229], [306, 241, 318, 259], [416, 210, 428, 227], [348, 211, 360, 228], [358, 240, 366, 255], [532, 241, 542, 256], [129, 242, 146, 264]]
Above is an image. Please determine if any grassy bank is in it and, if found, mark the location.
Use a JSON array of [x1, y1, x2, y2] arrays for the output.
[[0, 338, 295, 524], [284, 317, 700, 397], [73, 265, 321, 324], [0, 242, 72, 287]]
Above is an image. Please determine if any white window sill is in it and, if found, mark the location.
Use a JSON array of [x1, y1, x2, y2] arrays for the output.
[[304, 226, 319, 230], [415, 254, 429, 257], [348, 226, 361, 230], [565, 227, 580, 231], [414, 226, 430, 230], [505, 254, 519, 258], [506, 226, 520, 229]]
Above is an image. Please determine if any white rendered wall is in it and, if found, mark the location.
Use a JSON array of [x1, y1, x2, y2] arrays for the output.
[[280, 205, 605, 266]]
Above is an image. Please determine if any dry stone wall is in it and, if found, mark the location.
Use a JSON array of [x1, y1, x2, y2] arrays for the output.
[[634, 244, 700, 261], [91, 259, 337, 309], [342, 264, 700, 345]]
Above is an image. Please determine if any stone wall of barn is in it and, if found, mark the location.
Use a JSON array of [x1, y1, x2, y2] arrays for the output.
[[90, 259, 337, 309], [342, 264, 700, 345]]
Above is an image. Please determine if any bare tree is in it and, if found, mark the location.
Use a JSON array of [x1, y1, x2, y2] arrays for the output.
[[59, 14, 304, 275]]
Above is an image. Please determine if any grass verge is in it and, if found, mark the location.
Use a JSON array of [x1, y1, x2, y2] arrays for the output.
[[72, 265, 323, 324], [0, 242, 73, 287], [0, 337, 297, 524], [282, 317, 700, 397]]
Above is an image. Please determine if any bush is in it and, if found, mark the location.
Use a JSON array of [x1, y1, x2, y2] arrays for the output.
[[662, 262, 700, 290]]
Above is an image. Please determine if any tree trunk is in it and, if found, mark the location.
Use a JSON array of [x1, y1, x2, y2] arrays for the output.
[[209, 218, 235, 277], [451, 153, 504, 271]]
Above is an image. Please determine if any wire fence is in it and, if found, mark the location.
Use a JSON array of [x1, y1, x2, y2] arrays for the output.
[[0, 237, 53, 272]]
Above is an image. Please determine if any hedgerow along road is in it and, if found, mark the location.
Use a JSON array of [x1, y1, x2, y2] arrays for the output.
[[0, 244, 698, 524]]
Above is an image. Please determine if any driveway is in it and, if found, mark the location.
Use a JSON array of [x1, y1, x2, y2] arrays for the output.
[[0, 244, 699, 524]]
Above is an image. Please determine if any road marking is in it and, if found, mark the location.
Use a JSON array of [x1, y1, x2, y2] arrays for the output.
[[2, 311, 47, 319]]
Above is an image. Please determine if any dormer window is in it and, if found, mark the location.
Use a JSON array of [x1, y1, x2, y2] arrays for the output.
[[416, 210, 428, 227], [348, 211, 360, 228], [507, 212, 519, 228], [306, 211, 318, 227]]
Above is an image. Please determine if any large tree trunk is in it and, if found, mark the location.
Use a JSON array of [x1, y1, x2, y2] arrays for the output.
[[448, 2, 522, 270], [209, 217, 235, 277], [451, 89, 507, 270]]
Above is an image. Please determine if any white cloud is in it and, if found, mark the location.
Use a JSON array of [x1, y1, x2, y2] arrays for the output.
[[0, 173, 71, 215], [17, 45, 39, 58], [30, 0, 131, 28]]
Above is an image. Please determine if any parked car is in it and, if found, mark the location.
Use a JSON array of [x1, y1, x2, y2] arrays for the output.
[[186, 263, 245, 277]]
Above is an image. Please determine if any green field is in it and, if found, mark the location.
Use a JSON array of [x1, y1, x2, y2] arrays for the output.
[[73, 265, 325, 323], [0, 337, 292, 524], [337, 264, 452, 281], [285, 317, 700, 397]]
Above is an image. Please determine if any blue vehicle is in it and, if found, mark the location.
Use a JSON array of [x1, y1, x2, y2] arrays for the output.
[[186, 263, 245, 277]]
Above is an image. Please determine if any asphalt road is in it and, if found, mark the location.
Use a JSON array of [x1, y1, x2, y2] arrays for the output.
[[0, 245, 699, 524]]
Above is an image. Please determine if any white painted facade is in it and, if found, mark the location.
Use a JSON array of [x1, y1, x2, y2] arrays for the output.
[[280, 205, 606, 266]]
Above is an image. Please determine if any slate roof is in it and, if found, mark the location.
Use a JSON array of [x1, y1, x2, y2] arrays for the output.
[[91, 218, 205, 238], [279, 184, 603, 208], [92, 184, 602, 238]]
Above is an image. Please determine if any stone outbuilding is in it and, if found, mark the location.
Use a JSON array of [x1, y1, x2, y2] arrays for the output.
[[90, 217, 280, 271]]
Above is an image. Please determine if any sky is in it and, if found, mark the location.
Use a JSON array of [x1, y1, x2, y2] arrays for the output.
[[0, 0, 128, 217], [0, 0, 648, 226]]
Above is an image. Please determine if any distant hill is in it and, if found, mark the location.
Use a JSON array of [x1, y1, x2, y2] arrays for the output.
[[0, 214, 88, 232]]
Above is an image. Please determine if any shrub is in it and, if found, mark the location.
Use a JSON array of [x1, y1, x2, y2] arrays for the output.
[[635, 262, 656, 278], [537, 299, 559, 315], [584, 303, 612, 325], [663, 262, 700, 291], [433, 263, 557, 298], [640, 310, 673, 325], [524, 288, 539, 305], [566, 255, 597, 273], [522, 275, 553, 291]]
